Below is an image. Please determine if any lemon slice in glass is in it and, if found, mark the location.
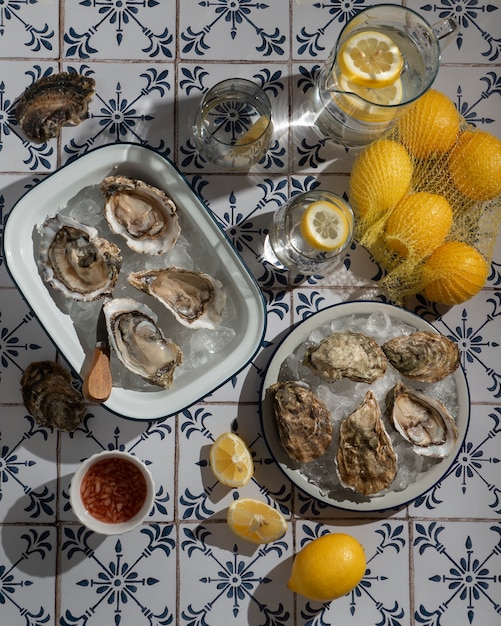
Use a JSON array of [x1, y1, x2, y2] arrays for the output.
[[235, 114, 270, 145], [227, 498, 287, 544], [338, 31, 403, 88], [300, 200, 351, 252], [209, 432, 254, 488]]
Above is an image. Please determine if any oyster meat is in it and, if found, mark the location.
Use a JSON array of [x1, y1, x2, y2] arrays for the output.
[[386, 382, 458, 458], [39, 214, 121, 301], [21, 361, 86, 432], [336, 390, 397, 496], [103, 297, 182, 388], [303, 331, 387, 383], [16, 72, 95, 143], [128, 266, 226, 329], [267, 381, 333, 463], [101, 175, 180, 254], [382, 331, 460, 383]]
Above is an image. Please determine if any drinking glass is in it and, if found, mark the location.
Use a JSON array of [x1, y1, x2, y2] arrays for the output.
[[265, 190, 354, 275], [193, 78, 273, 169], [310, 5, 458, 147]]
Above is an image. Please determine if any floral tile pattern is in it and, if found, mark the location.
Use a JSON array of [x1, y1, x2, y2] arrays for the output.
[[0, 1, 500, 625]]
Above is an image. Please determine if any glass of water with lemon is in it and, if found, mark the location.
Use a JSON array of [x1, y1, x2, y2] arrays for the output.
[[266, 190, 354, 275], [311, 5, 458, 147]]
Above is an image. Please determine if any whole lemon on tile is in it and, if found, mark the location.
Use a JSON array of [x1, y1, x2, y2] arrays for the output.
[[287, 533, 366, 602]]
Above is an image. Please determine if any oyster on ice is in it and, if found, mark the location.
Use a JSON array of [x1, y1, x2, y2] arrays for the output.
[[39, 214, 121, 301], [336, 390, 397, 496], [128, 267, 226, 329], [103, 297, 182, 389], [382, 331, 460, 383], [21, 361, 86, 432], [386, 382, 458, 458], [267, 381, 333, 463], [303, 331, 387, 383], [101, 175, 180, 254], [16, 72, 95, 143]]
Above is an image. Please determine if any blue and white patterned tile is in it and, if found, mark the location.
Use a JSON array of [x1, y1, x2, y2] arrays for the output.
[[0, 525, 56, 625], [60, 407, 175, 522], [177, 64, 288, 173], [179, 0, 290, 61], [413, 521, 501, 625], [59, 523, 177, 626], [0, 2, 59, 59], [63, 0, 176, 61], [178, 403, 292, 521], [179, 520, 293, 625]]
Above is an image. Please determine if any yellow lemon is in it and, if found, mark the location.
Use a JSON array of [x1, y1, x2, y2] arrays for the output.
[[300, 200, 352, 251], [227, 499, 287, 544], [422, 241, 489, 305], [338, 31, 403, 88], [288, 533, 366, 602], [397, 89, 460, 159], [448, 130, 501, 202], [349, 139, 413, 220], [235, 114, 271, 145], [335, 75, 402, 124], [209, 432, 254, 488], [385, 192, 453, 259]]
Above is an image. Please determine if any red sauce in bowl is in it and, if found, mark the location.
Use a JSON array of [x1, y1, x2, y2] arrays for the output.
[[80, 457, 148, 524]]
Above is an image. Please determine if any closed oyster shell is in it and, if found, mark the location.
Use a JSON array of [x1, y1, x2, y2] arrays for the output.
[[267, 381, 332, 463], [39, 214, 121, 302], [21, 361, 86, 432], [128, 266, 226, 329], [101, 175, 180, 254], [103, 297, 182, 388], [16, 72, 95, 143], [386, 382, 458, 458], [382, 331, 460, 383], [336, 390, 397, 496], [303, 331, 387, 383]]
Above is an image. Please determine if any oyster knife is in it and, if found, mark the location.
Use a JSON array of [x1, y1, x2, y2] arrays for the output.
[[82, 303, 112, 403]]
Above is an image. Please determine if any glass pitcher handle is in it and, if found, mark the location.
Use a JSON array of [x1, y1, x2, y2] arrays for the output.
[[432, 17, 459, 51]]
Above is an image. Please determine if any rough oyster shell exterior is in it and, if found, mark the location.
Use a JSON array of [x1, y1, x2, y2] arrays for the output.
[[382, 331, 460, 383], [303, 330, 387, 383], [21, 361, 86, 432], [16, 72, 95, 143], [336, 390, 397, 496], [267, 381, 333, 463], [386, 381, 459, 458], [128, 266, 226, 329]]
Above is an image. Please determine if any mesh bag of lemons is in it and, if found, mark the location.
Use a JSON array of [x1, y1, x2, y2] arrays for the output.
[[349, 89, 501, 306]]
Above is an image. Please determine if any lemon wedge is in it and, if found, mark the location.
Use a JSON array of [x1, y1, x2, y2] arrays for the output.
[[209, 432, 254, 488], [338, 31, 403, 88], [300, 200, 351, 252], [235, 114, 271, 145], [227, 498, 287, 544]]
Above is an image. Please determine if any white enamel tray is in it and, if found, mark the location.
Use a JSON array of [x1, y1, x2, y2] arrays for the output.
[[5, 143, 266, 420], [260, 301, 470, 511]]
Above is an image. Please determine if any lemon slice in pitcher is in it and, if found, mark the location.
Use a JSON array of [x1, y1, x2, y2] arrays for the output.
[[338, 31, 403, 88], [300, 201, 351, 252]]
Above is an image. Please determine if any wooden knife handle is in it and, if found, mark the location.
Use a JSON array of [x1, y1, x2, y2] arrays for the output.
[[82, 346, 112, 403]]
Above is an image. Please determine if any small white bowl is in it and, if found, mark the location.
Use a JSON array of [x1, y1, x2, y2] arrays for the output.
[[69, 450, 155, 535]]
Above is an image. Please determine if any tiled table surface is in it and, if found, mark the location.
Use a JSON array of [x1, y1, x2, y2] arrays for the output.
[[0, 1, 500, 625]]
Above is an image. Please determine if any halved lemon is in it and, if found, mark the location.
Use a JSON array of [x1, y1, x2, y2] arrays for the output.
[[338, 31, 403, 88], [235, 114, 271, 145], [300, 200, 351, 252], [227, 498, 287, 544], [209, 432, 254, 488]]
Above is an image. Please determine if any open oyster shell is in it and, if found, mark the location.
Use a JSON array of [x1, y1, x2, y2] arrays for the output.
[[382, 331, 460, 383], [103, 297, 182, 389], [16, 72, 95, 143], [336, 390, 397, 496], [128, 266, 226, 330], [101, 175, 180, 254], [303, 330, 387, 383], [39, 214, 121, 302], [386, 381, 458, 458], [21, 361, 86, 432], [267, 380, 333, 463]]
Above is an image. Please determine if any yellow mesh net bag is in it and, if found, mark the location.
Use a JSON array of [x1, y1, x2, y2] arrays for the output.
[[350, 89, 501, 306]]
